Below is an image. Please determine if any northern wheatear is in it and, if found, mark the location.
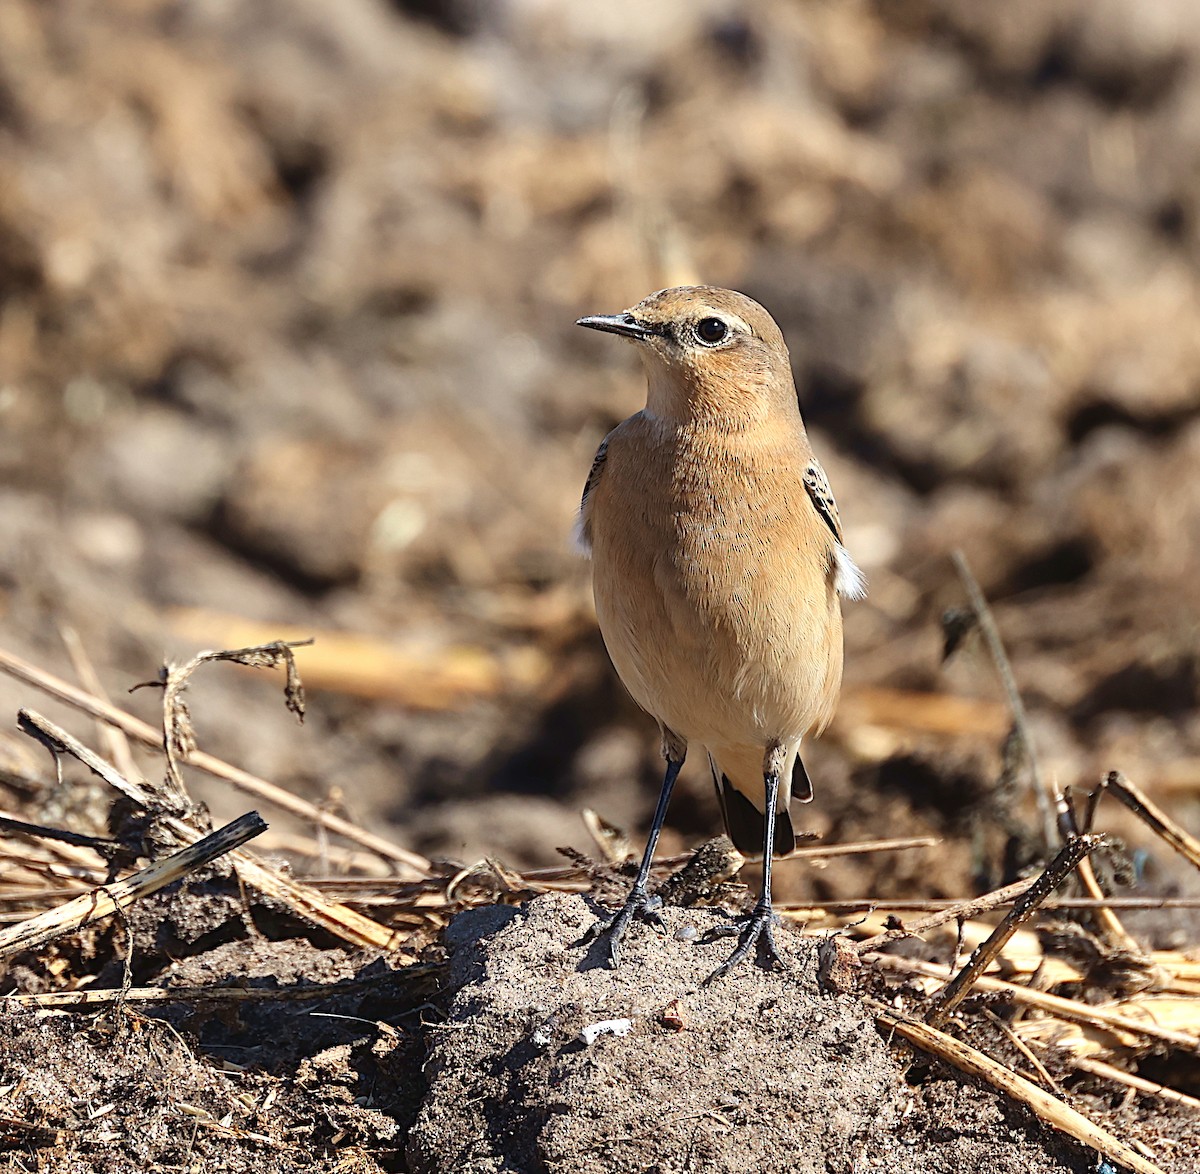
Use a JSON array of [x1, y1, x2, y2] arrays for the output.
[[575, 286, 865, 980]]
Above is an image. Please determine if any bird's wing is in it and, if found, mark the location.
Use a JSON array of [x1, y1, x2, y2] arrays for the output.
[[803, 459, 867, 600], [803, 459, 844, 545], [572, 436, 609, 557]]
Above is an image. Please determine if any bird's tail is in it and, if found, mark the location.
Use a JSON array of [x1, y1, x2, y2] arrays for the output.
[[710, 748, 807, 860]]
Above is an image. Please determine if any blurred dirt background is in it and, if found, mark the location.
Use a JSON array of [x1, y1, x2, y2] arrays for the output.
[[4, 0, 1199, 900], [2, 0, 1200, 1166]]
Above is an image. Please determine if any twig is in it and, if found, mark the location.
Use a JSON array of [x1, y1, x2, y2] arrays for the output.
[[0, 812, 266, 959], [1058, 786, 1144, 956], [871, 1002, 1166, 1174], [0, 813, 119, 854], [0, 1114, 65, 1146], [17, 711, 409, 952], [1070, 1055, 1200, 1111], [0, 855, 102, 887], [869, 954, 1200, 1053], [787, 835, 940, 861], [18, 710, 156, 809], [981, 1007, 1061, 1092], [1073, 852, 1142, 954], [60, 624, 142, 790], [542, 834, 938, 882], [1105, 770, 1200, 873], [852, 877, 1034, 955], [234, 851, 408, 951], [927, 834, 1103, 1027], [581, 808, 633, 865], [255, 830, 393, 877], [758, 895, 1200, 913], [167, 605, 553, 709], [0, 965, 442, 1009], [0, 645, 431, 875], [561, 834, 940, 881], [950, 550, 1060, 851], [135, 640, 311, 807]]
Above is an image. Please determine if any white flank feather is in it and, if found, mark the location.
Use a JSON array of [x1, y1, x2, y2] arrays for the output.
[[571, 512, 592, 558], [834, 543, 867, 600]]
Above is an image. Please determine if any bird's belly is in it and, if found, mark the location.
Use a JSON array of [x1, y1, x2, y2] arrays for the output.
[[593, 535, 842, 746]]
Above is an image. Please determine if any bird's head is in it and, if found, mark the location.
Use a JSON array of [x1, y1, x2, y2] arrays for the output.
[[577, 286, 799, 426]]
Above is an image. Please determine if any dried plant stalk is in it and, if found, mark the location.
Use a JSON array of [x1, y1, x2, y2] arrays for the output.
[[137, 640, 310, 806], [0, 645, 430, 874], [928, 834, 1104, 1027], [1106, 770, 1200, 873], [950, 550, 1059, 850], [852, 877, 1035, 955], [1070, 1056, 1200, 1111], [873, 1003, 1166, 1174], [1, 965, 441, 1009], [871, 953, 1200, 1053], [0, 812, 266, 959], [18, 710, 408, 952]]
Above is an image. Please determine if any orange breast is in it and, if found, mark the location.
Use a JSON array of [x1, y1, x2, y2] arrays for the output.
[[589, 415, 843, 749]]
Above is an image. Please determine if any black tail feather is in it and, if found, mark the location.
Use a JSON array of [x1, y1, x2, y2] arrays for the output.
[[792, 753, 814, 804], [712, 761, 797, 859]]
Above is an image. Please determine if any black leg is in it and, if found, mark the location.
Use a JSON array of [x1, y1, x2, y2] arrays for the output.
[[705, 761, 785, 983], [596, 750, 684, 967]]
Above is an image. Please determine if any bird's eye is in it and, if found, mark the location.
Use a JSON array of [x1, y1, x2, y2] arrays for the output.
[[694, 317, 728, 345]]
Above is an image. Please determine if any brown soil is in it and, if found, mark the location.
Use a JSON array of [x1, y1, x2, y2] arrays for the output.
[[6, 883, 1197, 1174], [0, 0, 1199, 1170]]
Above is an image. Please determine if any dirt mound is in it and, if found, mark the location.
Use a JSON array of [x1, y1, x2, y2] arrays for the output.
[[408, 894, 1091, 1174]]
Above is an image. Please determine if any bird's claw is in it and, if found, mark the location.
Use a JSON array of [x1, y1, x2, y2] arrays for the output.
[[703, 907, 784, 983], [587, 890, 664, 967]]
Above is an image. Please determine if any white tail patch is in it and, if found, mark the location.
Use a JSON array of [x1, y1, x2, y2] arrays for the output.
[[834, 543, 867, 600]]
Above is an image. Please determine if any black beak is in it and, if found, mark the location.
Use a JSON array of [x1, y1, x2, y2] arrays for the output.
[[576, 313, 658, 340]]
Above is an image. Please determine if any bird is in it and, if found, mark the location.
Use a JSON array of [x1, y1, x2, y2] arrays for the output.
[[574, 285, 865, 980]]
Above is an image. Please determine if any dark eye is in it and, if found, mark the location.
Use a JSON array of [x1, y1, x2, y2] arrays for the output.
[[695, 317, 728, 345]]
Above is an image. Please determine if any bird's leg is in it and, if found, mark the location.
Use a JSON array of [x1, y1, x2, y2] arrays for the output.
[[594, 730, 686, 967], [705, 742, 787, 982]]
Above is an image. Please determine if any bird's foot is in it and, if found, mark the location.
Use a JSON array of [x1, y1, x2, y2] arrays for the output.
[[703, 905, 784, 983], [585, 888, 664, 968]]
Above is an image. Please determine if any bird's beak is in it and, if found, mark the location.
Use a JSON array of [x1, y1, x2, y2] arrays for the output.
[[576, 313, 658, 340]]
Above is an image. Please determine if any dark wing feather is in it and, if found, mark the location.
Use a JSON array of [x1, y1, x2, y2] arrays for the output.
[[803, 458, 867, 599], [803, 459, 844, 544], [573, 436, 609, 555]]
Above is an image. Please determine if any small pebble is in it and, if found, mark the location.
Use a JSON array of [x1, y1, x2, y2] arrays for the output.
[[674, 924, 698, 942], [659, 999, 685, 1032]]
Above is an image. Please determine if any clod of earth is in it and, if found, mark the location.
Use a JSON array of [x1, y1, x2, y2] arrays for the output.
[[408, 893, 1097, 1174]]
